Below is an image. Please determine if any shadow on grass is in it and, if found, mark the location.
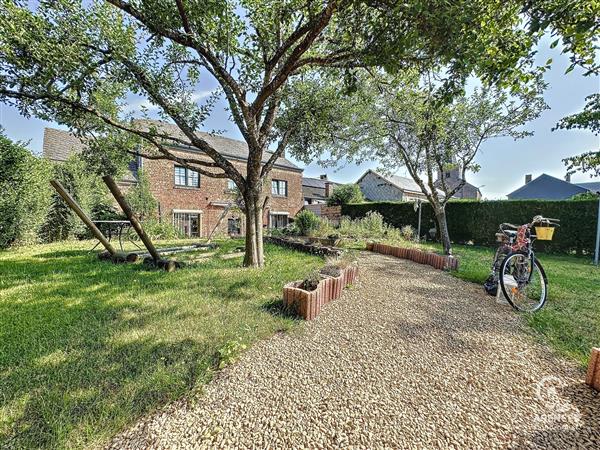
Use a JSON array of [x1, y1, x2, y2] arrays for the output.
[[0, 240, 319, 449], [260, 298, 301, 320]]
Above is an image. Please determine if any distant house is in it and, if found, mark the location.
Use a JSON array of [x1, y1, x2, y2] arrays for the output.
[[302, 175, 339, 205], [507, 173, 600, 200], [356, 170, 433, 202], [434, 164, 482, 200]]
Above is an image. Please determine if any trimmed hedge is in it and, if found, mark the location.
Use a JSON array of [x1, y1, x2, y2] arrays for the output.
[[342, 199, 599, 254]]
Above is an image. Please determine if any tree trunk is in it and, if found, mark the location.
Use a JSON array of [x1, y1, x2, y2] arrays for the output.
[[435, 206, 452, 255], [254, 200, 265, 267], [242, 191, 265, 268]]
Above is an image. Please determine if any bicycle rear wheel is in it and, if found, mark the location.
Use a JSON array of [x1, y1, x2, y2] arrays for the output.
[[499, 253, 548, 312]]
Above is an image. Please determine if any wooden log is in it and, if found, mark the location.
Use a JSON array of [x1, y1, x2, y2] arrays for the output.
[[103, 176, 160, 262], [51, 179, 116, 255]]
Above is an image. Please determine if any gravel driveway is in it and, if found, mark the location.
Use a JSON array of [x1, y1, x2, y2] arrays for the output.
[[108, 251, 599, 449]]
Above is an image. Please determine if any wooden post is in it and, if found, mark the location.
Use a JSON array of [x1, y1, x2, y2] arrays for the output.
[[586, 347, 600, 391], [102, 175, 161, 262], [50, 179, 116, 255]]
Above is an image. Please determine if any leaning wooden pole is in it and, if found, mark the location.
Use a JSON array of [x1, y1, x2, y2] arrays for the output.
[[102, 175, 161, 262], [50, 179, 116, 255]]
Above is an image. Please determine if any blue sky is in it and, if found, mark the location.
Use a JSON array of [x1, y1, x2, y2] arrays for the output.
[[1, 36, 598, 199]]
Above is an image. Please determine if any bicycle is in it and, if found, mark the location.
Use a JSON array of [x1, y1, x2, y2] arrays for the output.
[[484, 215, 559, 312]]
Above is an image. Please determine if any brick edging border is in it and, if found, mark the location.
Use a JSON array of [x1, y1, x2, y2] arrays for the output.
[[366, 242, 459, 271], [586, 348, 600, 391], [283, 265, 359, 320]]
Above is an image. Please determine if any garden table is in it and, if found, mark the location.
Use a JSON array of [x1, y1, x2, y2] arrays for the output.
[[91, 220, 143, 252]]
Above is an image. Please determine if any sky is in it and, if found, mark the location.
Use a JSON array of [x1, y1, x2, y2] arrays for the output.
[[1, 36, 598, 200]]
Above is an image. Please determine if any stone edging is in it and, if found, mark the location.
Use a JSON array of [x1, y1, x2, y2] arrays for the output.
[[366, 242, 459, 271], [283, 266, 359, 320]]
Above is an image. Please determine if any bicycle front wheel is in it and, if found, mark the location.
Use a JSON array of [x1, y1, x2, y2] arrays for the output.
[[499, 253, 548, 312]]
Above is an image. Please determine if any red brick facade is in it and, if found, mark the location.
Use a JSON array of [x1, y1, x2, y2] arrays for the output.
[[142, 148, 303, 237]]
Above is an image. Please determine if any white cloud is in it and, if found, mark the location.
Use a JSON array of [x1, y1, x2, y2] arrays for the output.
[[123, 89, 215, 113]]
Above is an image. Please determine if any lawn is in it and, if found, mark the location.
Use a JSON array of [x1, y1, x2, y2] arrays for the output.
[[421, 243, 599, 368], [0, 239, 322, 449]]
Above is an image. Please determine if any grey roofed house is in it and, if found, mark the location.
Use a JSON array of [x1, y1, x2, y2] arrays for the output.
[[356, 169, 440, 202], [506, 173, 600, 200], [131, 119, 301, 172], [42, 121, 302, 182], [43, 128, 138, 184], [302, 175, 340, 204]]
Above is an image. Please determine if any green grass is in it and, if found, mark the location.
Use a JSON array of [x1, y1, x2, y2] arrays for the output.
[[421, 243, 599, 368], [0, 239, 322, 449]]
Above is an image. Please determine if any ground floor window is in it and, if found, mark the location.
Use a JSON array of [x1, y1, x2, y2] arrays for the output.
[[270, 213, 289, 229], [173, 211, 202, 237], [227, 217, 241, 235]]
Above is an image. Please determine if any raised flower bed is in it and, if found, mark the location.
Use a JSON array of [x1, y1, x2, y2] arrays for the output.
[[366, 242, 459, 271], [283, 265, 359, 320], [586, 348, 600, 391]]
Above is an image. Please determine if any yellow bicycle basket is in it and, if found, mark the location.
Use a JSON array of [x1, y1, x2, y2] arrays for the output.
[[535, 226, 555, 240]]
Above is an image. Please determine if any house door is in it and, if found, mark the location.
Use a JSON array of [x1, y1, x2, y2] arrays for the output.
[[173, 211, 202, 237]]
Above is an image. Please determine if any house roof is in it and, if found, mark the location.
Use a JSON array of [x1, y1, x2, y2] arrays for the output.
[[576, 181, 600, 193], [507, 173, 588, 200], [302, 177, 340, 189], [42, 121, 302, 175], [43, 128, 137, 183], [132, 120, 301, 172], [357, 169, 436, 195]]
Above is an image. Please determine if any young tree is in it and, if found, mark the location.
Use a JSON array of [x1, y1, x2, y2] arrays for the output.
[[291, 71, 546, 255], [327, 184, 364, 206], [0, 0, 596, 265]]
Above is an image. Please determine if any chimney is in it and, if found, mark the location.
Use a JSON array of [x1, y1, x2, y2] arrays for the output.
[[525, 174, 532, 184], [325, 182, 333, 197], [319, 174, 328, 180], [565, 173, 571, 183]]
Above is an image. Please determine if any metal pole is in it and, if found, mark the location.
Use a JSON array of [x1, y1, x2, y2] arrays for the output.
[[417, 200, 422, 242], [594, 194, 600, 266], [50, 179, 116, 255]]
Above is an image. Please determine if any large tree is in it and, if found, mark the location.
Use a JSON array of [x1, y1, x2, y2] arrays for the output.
[[1, 0, 597, 266], [288, 71, 547, 255]]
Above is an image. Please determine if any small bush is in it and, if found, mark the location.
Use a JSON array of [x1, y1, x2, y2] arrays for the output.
[[295, 209, 321, 236], [327, 184, 364, 206], [400, 225, 416, 241], [139, 219, 183, 240], [301, 270, 321, 291]]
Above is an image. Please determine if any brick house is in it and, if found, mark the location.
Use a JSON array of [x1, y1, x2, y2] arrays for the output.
[[43, 123, 303, 237]]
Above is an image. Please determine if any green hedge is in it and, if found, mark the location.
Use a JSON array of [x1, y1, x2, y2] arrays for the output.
[[342, 199, 599, 254]]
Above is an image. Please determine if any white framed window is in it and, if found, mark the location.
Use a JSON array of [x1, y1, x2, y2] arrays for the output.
[[269, 212, 289, 229], [271, 179, 288, 197], [227, 179, 236, 191], [173, 210, 203, 237], [174, 165, 200, 188]]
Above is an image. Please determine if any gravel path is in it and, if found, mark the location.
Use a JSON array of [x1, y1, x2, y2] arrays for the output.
[[108, 252, 600, 449]]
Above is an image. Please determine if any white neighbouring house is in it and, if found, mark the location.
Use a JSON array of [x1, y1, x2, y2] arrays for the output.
[[356, 169, 441, 202]]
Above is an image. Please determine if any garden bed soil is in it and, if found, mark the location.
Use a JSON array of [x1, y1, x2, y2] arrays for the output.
[[283, 265, 359, 320]]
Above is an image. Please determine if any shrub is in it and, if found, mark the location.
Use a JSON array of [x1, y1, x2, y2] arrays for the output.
[[125, 170, 158, 220], [0, 133, 52, 248], [327, 183, 364, 206], [400, 225, 416, 241], [295, 209, 321, 236], [140, 219, 183, 240], [342, 199, 600, 254]]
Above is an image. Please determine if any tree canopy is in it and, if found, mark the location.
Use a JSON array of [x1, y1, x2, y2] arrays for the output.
[[0, 0, 597, 264]]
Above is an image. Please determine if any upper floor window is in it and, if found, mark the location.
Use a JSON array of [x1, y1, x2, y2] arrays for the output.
[[271, 179, 288, 197], [174, 165, 200, 188]]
